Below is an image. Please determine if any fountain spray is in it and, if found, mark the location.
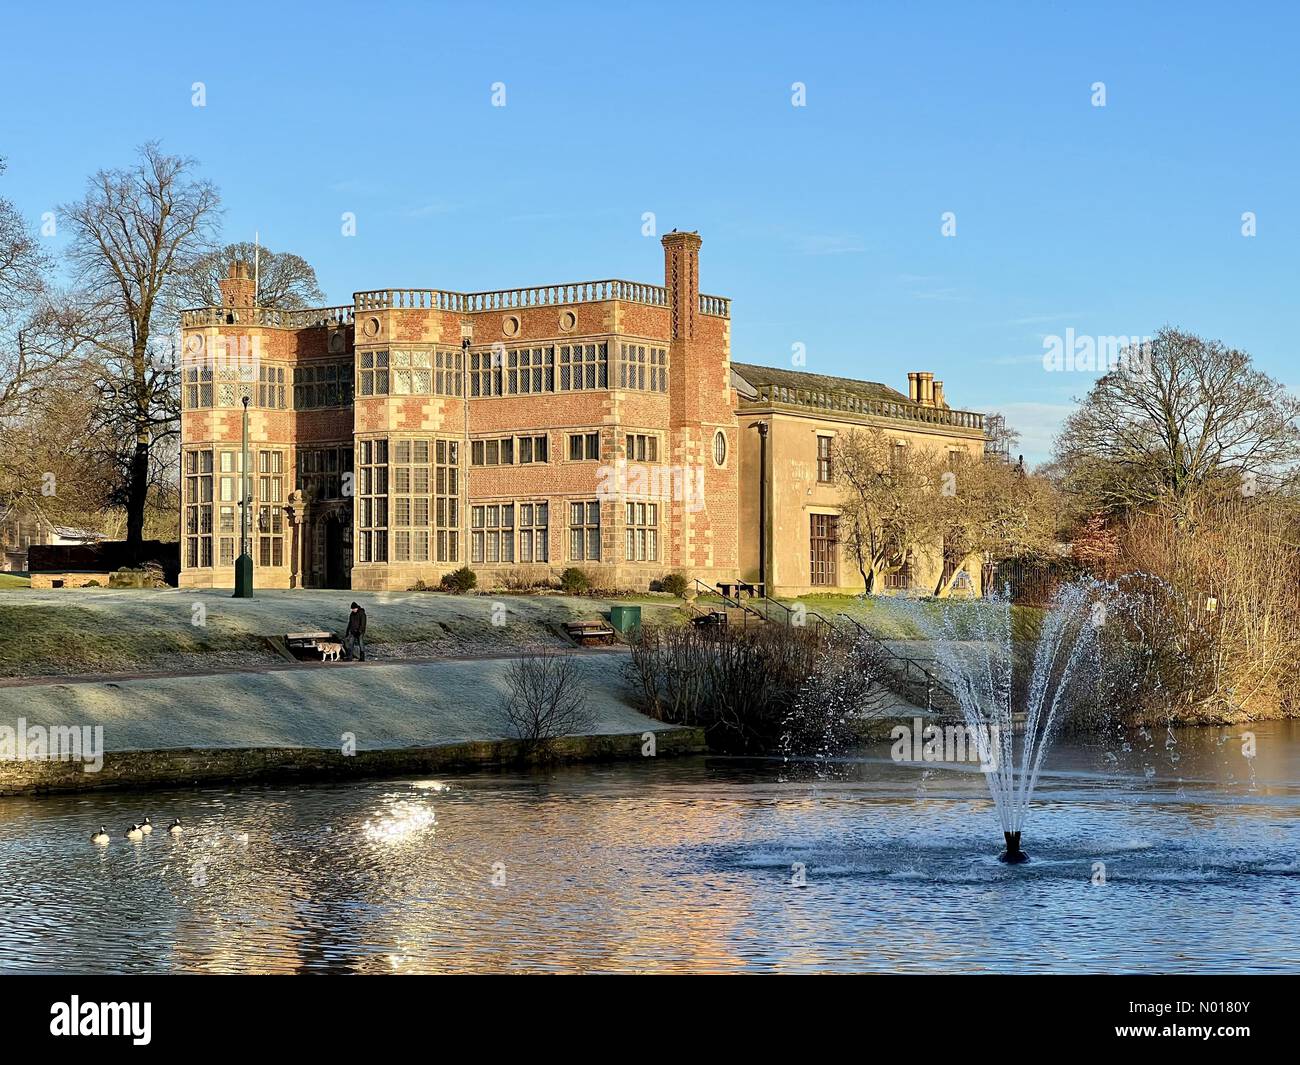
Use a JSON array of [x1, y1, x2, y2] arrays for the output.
[[893, 579, 1106, 863]]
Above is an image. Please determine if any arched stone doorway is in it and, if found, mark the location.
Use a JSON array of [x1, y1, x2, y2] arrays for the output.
[[304, 501, 352, 589]]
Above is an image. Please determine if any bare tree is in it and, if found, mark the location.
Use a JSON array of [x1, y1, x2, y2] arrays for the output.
[[626, 623, 846, 753], [1054, 327, 1300, 522], [0, 158, 53, 427], [175, 240, 324, 311], [60, 143, 220, 552], [933, 450, 1059, 595], [786, 629, 892, 756], [0, 159, 92, 508], [833, 428, 945, 593], [498, 648, 595, 757], [1116, 499, 1300, 720]]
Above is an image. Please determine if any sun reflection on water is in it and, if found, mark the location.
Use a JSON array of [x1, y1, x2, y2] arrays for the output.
[[362, 801, 437, 845]]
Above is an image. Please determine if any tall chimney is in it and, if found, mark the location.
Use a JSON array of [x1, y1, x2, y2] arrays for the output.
[[662, 230, 702, 343], [918, 372, 934, 406], [219, 261, 256, 308], [933, 380, 946, 408], [907, 372, 920, 403]]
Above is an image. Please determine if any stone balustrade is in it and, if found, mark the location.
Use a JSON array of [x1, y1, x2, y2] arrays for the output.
[[355, 279, 672, 314], [185, 278, 726, 330], [354, 289, 463, 311], [698, 294, 730, 317], [749, 383, 984, 431], [180, 305, 355, 329]]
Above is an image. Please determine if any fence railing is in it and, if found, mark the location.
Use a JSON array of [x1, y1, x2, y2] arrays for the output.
[[834, 611, 957, 713], [683, 579, 960, 716]]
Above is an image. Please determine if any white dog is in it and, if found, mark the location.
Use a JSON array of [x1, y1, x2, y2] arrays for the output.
[[317, 640, 342, 662]]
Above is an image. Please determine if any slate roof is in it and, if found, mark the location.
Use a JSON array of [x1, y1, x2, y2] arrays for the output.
[[731, 362, 908, 403]]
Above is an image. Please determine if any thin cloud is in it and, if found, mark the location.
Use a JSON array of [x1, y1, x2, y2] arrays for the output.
[[1007, 312, 1088, 326], [985, 352, 1048, 366], [329, 178, 386, 195], [910, 287, 970, 302], [795, 233, 867, 256], [405, 200, 460, 218]]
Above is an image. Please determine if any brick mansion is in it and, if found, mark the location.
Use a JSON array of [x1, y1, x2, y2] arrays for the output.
[[178, 232, 987, 596]]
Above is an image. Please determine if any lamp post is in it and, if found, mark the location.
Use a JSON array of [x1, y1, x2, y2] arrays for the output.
[[233, 393, 254, 597], [460, 322, 473, 568]]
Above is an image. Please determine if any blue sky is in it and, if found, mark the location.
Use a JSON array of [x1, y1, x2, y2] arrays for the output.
[[2, 0, 1296, 464]]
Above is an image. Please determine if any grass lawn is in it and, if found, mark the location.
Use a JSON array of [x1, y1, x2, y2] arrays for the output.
[[0, 586, 692, 678], [1, 600, 269, 676], [0, 582, 1047, 679], [784, 593, 1047, 641], [0, 573, 30, 589]]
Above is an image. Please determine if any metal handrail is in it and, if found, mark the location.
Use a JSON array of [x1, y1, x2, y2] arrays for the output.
[[690, 579, 775, 628], [835, 611, 960, 713], [686, 580, 960, 714]]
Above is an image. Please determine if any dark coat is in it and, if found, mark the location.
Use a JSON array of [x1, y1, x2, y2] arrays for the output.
[[346, 607, 367, 638]]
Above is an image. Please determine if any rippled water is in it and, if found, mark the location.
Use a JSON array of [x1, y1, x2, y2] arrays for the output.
[[1, 721, 1298, 973]]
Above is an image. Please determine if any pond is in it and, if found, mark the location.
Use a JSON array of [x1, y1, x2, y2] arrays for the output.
[[1, 721, 1296, 973]]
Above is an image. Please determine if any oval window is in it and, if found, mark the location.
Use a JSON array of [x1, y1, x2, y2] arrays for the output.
[[713, 430, 727, 466]]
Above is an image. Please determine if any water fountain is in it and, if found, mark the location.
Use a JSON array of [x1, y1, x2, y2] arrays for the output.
[[889, 578, 1111, 863]]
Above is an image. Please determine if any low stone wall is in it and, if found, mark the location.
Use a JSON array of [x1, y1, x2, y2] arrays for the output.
[[0, 727, 707, 796], [28, 572, 113, 590]]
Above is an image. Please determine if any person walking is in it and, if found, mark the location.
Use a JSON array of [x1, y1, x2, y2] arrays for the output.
[[344, 601, 367, 661]]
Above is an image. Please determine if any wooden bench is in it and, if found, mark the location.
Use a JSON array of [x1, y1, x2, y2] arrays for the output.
[[716, 580, 762, 600], [285, 631, 337, 655], [563, 620, 616, 646]]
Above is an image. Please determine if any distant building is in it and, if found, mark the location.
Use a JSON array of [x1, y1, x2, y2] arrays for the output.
[[0, 500, 104, 573], [178, 235, 986, 596]]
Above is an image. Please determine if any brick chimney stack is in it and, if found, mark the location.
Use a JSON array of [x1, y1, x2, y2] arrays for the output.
[[662, 230, 701, 343], [907, 372, 920, 403], [663, 230, 704, 424], [933, 380, 946, 408], [219, 261, 256, 308]]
